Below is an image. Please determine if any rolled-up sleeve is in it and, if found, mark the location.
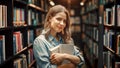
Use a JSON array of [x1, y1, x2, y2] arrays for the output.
[[33, 38, 57, 68], [74, 46, 85, 68]]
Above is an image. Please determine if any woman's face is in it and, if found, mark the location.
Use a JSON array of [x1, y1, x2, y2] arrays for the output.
[[50, 12, 67, 33]]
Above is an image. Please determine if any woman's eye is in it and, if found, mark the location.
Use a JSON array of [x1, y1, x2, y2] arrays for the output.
[[56, 18, 62, 21], [56, 18, 66, 24]]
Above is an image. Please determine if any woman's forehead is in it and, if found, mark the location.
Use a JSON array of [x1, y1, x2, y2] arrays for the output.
[[54, 12, 66, 18]]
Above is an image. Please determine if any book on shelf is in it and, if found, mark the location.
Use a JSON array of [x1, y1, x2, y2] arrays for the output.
[[115, 62, 120, 68], [49, 44, 74, 64], [14, 54, 27, 68], [103, 6, 115, 26], [28, 48, 34, 65], [103, 51, 112, 68], [13, 31, 23, 54], [28, 9, 39, 26], [0, 5, 7, 28], [27, 30, 34, 44], [117, 5, 120, 26], [13, 8, 25, 26], [117, 35, 120, 55], [103, 29, 114, 48], [0, 35, 5, 64]]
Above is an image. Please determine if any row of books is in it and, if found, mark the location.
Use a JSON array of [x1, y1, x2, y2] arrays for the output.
[[0, 31, 35, 64], [103, 51, 120, 68], [80, 0, 98, 14], [28, 0, 45, 9], [28, 9, 39, 26], [0, 35, 5, 64], [0, 5, 7, 28], [13, 31, 23, 55], [0, 31, 34, 65], [13, 8, 25, 26], [28, 48, 34, 65], [27, 30, 34, 44], [103, 29, 120, 55], [103, 29, 114, 48], [104, 7, 114, 26], [93, 42, 98, 58], [2, 6, 43, 27], [85, 0, 98, 12], [14, 52, 35, 68], [85, 26, 98, 42], [101, 0, 114, 5], [14, 54, 27, 68], [116, 34, 120, 55], [83, 38, 95, 64], [1, 4, 44, 28], [80, 1, 120, 27], [103, 51, 112, 68], [13, 30, 34, 55], [103, 5, 120, 26], [104, 5, 120, 26], [81, 11, 98, 25]]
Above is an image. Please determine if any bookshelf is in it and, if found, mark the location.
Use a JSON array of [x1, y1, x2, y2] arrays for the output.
[[70, 9, 82, 48], [80, 0, 120, 68], [0, 0, 47, 68], [80, 0, 99, 68]]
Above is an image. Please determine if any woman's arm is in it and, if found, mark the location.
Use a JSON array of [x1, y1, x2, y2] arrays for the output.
[[33, 36, 57, 68], [50, 53, 80, 65], [57, 62, 76, 68], [50, 46, 84, 67], [62, 53, 80, 65]]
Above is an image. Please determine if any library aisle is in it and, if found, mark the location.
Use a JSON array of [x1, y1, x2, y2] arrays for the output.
[[0, 0, 120, 68]]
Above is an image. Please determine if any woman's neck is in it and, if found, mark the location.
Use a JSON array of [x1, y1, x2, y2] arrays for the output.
[[50, 30, 59, 41], [50, 30, 56, 37]]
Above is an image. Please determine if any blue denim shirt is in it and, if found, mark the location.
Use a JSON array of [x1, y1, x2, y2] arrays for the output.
[[33, 34, 84, 68]]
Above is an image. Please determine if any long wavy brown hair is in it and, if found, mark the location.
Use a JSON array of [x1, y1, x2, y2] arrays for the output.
[[43, 5, 72, 43]]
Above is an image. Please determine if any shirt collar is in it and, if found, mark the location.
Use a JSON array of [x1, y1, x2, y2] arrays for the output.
[[48, 34, 54, 42], [48, 34, 63, 43]]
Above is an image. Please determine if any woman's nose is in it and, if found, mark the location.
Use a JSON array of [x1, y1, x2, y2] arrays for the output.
[[59, 21, 64, 25]]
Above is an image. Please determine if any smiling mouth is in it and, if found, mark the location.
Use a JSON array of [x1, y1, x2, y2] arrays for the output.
[[58, 27, 63, 29]]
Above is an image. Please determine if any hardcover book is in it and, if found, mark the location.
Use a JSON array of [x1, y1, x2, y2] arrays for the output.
[[49, 44, 74, 64]]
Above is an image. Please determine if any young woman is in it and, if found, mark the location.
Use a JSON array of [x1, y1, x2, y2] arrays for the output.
[[33, 5, 84, 68]]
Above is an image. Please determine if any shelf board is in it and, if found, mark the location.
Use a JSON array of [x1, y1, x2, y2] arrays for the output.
[[0, 27, 13, 31], [16, 47, 28, 55], [0, 47, 28, 67], [13, 26, 27, 31], [80, 7, 98, 15], [104, 46, 115, 53], [28, 4, 46, 13], [28, 60, 36, 68], [104, 46, 120, 60], [27, 24, 43, 29], [28, 43, 33, 48], [84, 32, 98, 43], [84, 23, 99, 27], [14, 0, 27, 5]]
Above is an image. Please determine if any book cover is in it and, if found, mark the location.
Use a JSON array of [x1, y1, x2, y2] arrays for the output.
[[115, 62, 120, 68], [49, 44, 74, 54], [0, 35, 5, 63], [49, 44, 74, 64]]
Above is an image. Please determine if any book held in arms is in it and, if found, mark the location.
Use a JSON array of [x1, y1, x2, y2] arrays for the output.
[[49, 44, 74, 64]]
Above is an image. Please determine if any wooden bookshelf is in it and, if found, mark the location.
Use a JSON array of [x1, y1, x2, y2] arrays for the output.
[[80, 0, 120, 68], [0, 0, 48, 68]]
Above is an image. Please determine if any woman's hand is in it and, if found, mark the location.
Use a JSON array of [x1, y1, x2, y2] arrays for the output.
[[50, 53, 65, 65]]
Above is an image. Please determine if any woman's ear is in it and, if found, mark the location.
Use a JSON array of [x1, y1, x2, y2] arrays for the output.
[[48, 16, 53, 23]]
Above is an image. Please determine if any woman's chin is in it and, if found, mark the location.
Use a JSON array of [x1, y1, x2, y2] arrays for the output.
[[56, 30, 62, 33]]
